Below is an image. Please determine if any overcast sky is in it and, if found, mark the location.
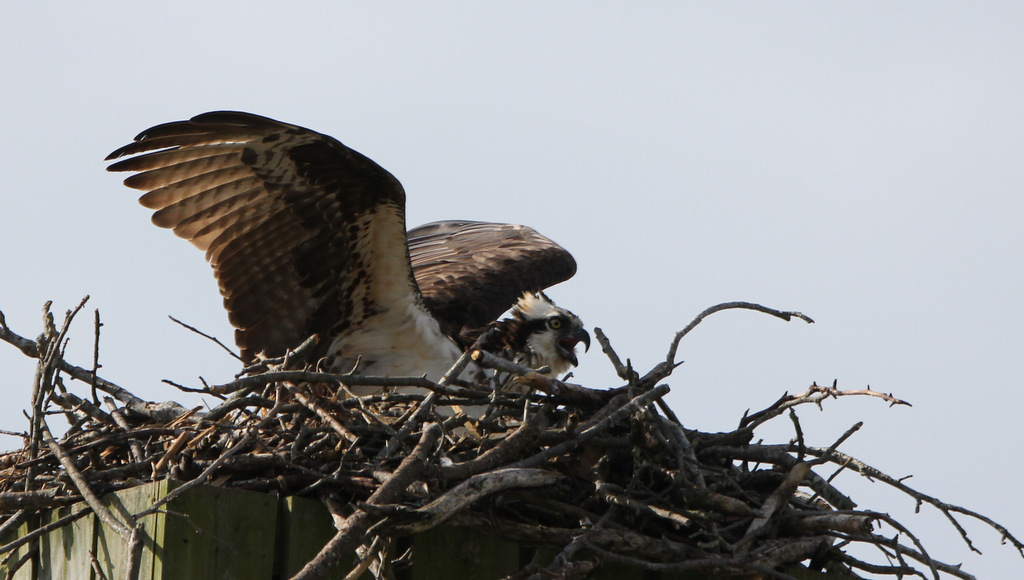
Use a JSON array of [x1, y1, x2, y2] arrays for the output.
[[2, 3, 1022, 577]]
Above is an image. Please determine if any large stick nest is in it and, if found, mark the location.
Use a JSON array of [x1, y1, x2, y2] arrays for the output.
[[0, 299, 1020, 580]]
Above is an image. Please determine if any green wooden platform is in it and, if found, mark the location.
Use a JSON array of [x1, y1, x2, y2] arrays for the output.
[[0, 481, 851, 579], [4, 481, 280, 580]]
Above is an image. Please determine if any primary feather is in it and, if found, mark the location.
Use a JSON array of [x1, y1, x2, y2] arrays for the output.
[[108, 111, 583, 381]]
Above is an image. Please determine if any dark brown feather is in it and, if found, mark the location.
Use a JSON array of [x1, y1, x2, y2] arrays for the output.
[[407, 220, 577, 339], [107, 111, 412, 360], [109, 112, 579, 369]]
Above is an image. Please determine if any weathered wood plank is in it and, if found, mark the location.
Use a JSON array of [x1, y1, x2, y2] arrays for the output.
[[781, 563, 864, 579], [275, 495, 349, 579], [36, 504, 95, 580], [404, 525, 520, 580], [94, 478, 167, 580], [157, 482, 277, 580], [90, 480, 277, 580], [589, 561, 646, 580], [0, 517, 36, 580], [7, 484, 854, 579]]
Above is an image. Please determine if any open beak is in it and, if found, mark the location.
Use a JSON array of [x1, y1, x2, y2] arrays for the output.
[[557, 327, 592, 367]]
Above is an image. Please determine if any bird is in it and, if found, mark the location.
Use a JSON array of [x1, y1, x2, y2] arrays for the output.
[[105, 111, 590, 384]]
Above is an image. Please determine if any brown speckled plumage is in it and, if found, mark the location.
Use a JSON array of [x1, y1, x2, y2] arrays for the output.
[[108, 112, 411, 361], [107, 112, 580, 376]]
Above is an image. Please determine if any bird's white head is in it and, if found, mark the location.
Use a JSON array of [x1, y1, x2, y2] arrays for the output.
[[512, 292, 591, 376]]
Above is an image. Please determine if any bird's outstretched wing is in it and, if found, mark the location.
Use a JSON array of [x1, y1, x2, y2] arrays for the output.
[[408, 220, 577, 338], [107, 111, 417, 361]]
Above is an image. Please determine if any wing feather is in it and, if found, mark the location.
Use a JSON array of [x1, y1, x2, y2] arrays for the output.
[[107, 111, 415, 360], [408, 220, 577, 337], [108, 145, 247, 173], [109, 130, 257, 158], [124, 153, 247, 190], [167, 184, 268, 240]]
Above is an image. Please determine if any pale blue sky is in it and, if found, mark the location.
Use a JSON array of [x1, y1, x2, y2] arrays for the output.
[[2, 4, 1022, 576]]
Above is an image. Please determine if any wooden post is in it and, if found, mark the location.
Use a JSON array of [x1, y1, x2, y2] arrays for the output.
[[0, 484, 863, 579], [36, 504, 94, 580], [404, 526, 520, 580], [276, 495, 351, 580]]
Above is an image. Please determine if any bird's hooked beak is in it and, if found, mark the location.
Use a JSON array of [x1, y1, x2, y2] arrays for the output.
[[557, 327, 591, 367]]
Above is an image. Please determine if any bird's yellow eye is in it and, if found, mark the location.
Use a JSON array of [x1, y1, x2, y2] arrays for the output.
[[548, 317, 563, 330]]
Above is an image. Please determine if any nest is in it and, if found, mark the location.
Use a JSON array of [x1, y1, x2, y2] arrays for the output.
[[0, 298, 1020, 580]]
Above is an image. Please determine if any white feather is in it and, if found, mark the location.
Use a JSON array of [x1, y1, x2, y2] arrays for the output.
[[514, 292, 585, 377], [523, 329, 572, 377], [324, 208, 481, 391], [514, 292, 560, 320]]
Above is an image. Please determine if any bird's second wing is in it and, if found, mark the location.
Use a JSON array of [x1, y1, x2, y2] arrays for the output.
[[407, 220, 577, 337], [107, 111, 415, 360]]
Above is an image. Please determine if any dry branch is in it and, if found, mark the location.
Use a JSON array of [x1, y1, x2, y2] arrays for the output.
[[0, 300, 1019, 579]]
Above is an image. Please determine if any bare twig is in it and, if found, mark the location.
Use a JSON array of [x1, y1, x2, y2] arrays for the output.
[[40, 420, 134, 541], [593, 327, 631, 381], [653, 302, 814, 387], [388, 468, 560, 533], [0, 300, 1017, 580], [284, 385, 360, 445], [91, 309, 102, 406], [168, 315, 244, 363], [291, 424, 441, 580], [741, 381, 910, 431], [511, 385, 671, 469]]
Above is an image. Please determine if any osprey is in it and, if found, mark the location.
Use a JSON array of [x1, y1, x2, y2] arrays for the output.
[[106, 111, 589, 383]]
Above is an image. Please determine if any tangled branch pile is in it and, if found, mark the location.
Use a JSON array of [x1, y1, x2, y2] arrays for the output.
[[0, 299, 1020, 580]]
